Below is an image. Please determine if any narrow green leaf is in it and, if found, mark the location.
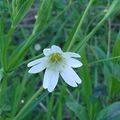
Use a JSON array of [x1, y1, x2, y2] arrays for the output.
[[32, 0, 53, 34], [66, 97, 88, 120], [97, 102, 120, 120], [112, 31, 120, 63], [104, 0, 120, 19], [12, 0, 16, 17], [75, 0, 120, 52], [80, 49, 93, 119], [63, 0, 94, 51], [12, 0, 34, 28], [0, 69, 3, 82], [108, 76, 120, 97], [19, 92, 48, 120], [8, 0, 52, 70]]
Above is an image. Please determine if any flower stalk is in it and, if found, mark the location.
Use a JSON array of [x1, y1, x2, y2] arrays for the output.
[[63, 0, 94, 51], [13, 86, 44, 120]]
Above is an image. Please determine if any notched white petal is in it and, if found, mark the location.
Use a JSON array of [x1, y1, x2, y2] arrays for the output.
[[43, 69, 50, 89], [51, 45, 63, 53], [27, 57, 46, 67], [28, 62, 46, 74], [43, 69, 59, 92], [63, 52, 80, 58], [43, 48, 51, 56], [67, 58, 82, 68], [60, 66, 79, 87], [67, 67, 82, 84]]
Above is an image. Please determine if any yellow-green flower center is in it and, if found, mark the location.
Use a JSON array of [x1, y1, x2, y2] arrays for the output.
[[50, 53, 62, 62]]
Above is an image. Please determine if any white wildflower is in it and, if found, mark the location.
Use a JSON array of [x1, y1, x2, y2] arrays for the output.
[[34, 43, 41, 51], [27, 45, 82, 92], [21, 99, 25, 104], [35, 15, 38, 19]]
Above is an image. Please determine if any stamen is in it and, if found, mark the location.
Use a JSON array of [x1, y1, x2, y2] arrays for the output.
[[50, 53, 62, 62]]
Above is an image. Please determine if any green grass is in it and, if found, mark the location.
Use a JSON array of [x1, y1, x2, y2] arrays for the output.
[[0, 0, 120, 120]]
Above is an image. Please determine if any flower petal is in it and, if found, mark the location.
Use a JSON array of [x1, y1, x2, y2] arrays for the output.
[[63, 52, 80, 58], [60, 66, 80, 87], [51, 45, 63, 53], [43, 69, 49, 89], [43, 48, 51, 56], [27, 57, 46, 67], [28, 62, 46, 74], [67, 58, 82, 68], [43, 69, 59, 92], [67, 67, 82, 84]]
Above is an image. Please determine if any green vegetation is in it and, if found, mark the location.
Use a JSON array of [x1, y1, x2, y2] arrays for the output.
[[0, 0, 120, 120]]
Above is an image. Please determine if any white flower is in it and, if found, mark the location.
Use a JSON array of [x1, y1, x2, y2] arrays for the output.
[[35, 15, 38, 19], [34, 43, 41, 51], [27, 45, 82, 92], [21, 99, 25, 104]]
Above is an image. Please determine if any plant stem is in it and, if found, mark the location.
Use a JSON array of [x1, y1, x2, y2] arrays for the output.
[[75, 17, 106, 52], [65, 0, 94, 51], [88, 55, 120, 66], [107, 0, 111, 57], [7, 26, 15, 45], [2, 26, 15, 71], [13, 86, 44, 120], [0, 74, 8, 106]]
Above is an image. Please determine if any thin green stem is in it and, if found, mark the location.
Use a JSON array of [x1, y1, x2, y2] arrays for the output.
[[7, 26, 15, 45], [1, 45, 7, 71], [75, 17, 106, 52], [9, 54, 43, 73], [10, 71, 28, 119], [75, 0, 120, 52], [65, 0, 94, 51], [88, 55, 120, 66], [13, 86, 44, 120], [0, 73, 8, 106], [107, 0, 111, 57], [2, 26, 15, 71]]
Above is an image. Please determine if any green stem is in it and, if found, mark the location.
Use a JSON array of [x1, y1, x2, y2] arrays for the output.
[[2, 26, 15, 71], [75, 17, 106, 52], [13, 86, 44, 120], [8, 54, 43, 73], [10, 71, 28, 119], [8, 34, 35, 70], [7, 26, 15, 45], [1, 45, 7, 71], [107, 0, 111, 57], [75, 0, 120, 52], [0, 74, 8, 106], [88, 55, 120, 66], [64, 0, 94, 51]]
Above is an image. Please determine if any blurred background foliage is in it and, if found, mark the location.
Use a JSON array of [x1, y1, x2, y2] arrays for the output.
[[0, 0, 120, 120]]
